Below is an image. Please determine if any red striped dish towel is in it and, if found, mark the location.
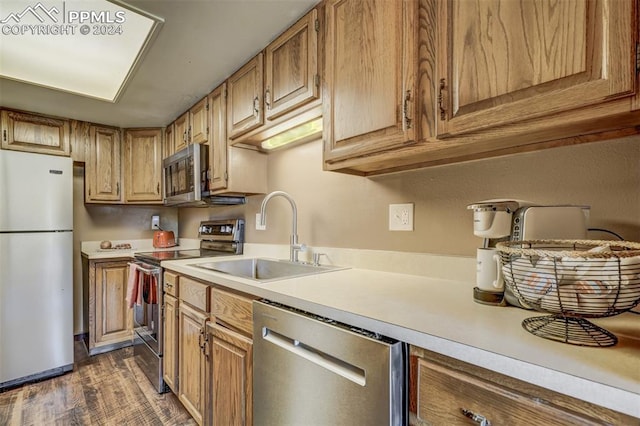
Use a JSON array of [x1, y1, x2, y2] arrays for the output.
[[126, 263, 143, 308]]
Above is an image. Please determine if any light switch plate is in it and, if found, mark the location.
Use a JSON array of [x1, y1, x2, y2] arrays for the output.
[[389, 203, 414, 231], [151, 215, 160, 230]]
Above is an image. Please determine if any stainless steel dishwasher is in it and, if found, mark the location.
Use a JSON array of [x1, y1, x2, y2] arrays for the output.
[[253, 299, 407, 426]]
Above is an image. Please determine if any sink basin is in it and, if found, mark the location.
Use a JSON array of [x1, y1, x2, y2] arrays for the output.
[[192, 257, 346, 282]]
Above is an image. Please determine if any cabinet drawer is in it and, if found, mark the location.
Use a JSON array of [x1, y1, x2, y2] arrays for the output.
[[416, 358, 601, 426], [211, 287, 256, 336], [164, 271, 178, 297], [179, 276, 210, 312]]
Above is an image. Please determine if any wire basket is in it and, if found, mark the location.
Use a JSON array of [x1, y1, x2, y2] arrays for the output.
[[495, 239, 640, 347]]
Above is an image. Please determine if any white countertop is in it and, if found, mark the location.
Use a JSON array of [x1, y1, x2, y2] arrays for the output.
[[81, 239, 201, 259], [161, 248, 640, 419]]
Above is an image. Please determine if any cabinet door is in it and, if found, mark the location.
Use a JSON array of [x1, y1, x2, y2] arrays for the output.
[[174, 112, 190, 153], [323, 0, 416, 162], [190, 97, 210, 144], [163, 294, 179, 393], [211, 324, 253, 426], [86, 126, 121, 203], [93, 261, 132, 347], [123, 128, 163, 203], [264, 9, 319, 120], [436, 0, 636, 137], [1, 110, 70, 156], [178, 303, 208, 425], [165, 123, 175, 158], [227, 54, 264, 139], [209, 84, 228, 192]]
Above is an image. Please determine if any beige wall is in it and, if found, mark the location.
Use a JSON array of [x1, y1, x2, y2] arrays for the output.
[[179, 135, 640, 255], [72, 166, 178, 334]]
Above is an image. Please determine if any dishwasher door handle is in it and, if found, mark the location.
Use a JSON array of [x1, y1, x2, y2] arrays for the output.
[[262, 327, 366, 386]]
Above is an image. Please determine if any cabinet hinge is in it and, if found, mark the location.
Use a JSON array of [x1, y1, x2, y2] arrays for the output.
[[206, 126, 209, 135], [224, 88, 228, 99], [2, 129, 6, 142], [314, 74, 320, 87], [206, 102, 210, 111], [314, 19, 319, 32], [224, 171, 228, 181]]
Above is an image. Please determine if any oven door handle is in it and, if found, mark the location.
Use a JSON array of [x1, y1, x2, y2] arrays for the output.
[[129, 261, 161, 275]]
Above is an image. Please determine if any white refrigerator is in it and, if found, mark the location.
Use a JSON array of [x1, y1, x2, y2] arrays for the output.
[[0, 149, 74, 388]]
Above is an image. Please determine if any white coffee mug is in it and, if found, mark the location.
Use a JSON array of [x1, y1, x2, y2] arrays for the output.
[[476, 248, 504, 292]]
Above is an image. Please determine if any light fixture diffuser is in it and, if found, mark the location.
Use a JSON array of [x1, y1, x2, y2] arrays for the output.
[[0, 0, 163, 102]]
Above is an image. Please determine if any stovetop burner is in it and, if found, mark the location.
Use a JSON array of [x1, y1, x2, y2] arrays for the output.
[[134, 248, 234, 265]]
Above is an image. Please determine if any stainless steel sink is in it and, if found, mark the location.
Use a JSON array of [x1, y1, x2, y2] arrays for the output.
[[192, 257, 346, 282]]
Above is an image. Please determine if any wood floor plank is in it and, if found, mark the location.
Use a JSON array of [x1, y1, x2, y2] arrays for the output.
[[0, 342, 196, 426]]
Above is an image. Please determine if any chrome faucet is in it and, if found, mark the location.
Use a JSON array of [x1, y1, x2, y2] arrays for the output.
[[259, 191, 306, 262]]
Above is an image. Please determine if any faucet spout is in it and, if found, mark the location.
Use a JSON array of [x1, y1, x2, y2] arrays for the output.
[[259, 191, 304, 262]]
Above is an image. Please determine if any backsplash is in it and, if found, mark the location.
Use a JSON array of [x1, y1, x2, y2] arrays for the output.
[[179, 135, 640, 257]]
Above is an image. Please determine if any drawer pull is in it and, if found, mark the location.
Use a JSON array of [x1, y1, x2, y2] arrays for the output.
[[461, 408, 491, 426]]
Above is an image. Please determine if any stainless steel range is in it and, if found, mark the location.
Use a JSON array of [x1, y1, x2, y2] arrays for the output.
[[131, 219, 244, 393]]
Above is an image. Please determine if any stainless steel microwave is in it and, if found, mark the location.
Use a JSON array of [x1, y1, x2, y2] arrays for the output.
[[162, 144, 246, 207], [162, 143, 210, 206]]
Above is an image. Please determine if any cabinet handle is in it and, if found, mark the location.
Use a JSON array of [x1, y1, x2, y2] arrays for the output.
[[157, 182, 160, 194], [183, 130, 187, 142], [2, 129, 6, 142], [265, 88, 271, 110], [253, 96, 260, 116], [165, 282, 173, 288], [198, 328, 205, 350], [116, 182, 120, 196], [187, 126, 191, 142], [461, 408, 491, 426], [403, 90, 412, 130], [438, 78, 447, 120], [203, 337, 210, 358]]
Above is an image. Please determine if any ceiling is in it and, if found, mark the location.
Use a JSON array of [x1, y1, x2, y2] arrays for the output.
[[0, 0, 318, 128]]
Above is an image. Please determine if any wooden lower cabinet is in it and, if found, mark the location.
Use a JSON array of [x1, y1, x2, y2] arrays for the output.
[[206, 323, 253, 426], [178, 302, 209, 425], [84, 258, 133, 355], [410, 346, 637, 426], [163, 293, 179, 392]]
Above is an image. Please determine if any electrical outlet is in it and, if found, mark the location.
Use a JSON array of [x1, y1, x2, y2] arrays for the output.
[[256, 213, 266, 230], [151, 215, 160, 230], [389, 203, 414, 231]]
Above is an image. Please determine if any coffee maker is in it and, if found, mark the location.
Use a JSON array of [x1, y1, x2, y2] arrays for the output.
[[468, 200, 591, 306], [467, 200, 525, 305]]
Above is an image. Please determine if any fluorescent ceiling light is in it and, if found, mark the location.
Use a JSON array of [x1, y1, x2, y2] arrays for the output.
[[0, 0, 163, 102]]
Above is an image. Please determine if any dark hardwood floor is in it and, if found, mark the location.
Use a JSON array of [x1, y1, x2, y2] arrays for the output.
[[0, 342, 196, 426]]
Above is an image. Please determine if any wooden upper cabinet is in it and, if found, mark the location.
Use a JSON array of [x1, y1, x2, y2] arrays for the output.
[[190, 97, 210, 144], [165, 123, 175, 158], [227, 53, 264, 139], [209, 84, 229, 192], [123, 128, 163, 203], [86, 125, 121, 203], [323, 0, 417, 162], [436, 0, 637, 137], [174, 111, 190, 153], [265, 8, 319, 121], [1, 109, 70, 156]]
